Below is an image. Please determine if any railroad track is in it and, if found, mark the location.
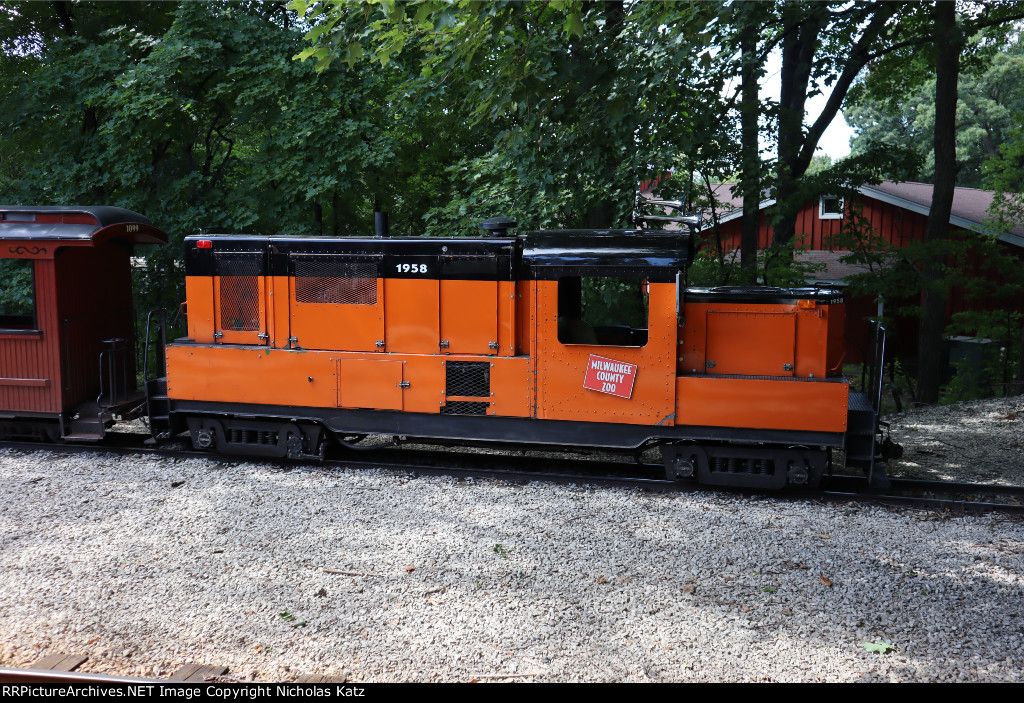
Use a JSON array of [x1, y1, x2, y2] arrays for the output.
[[2, 435, 1023, 514], [0, 656, 344, 684]]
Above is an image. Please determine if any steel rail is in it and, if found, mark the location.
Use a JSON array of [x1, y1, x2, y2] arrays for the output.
[[0, 667, 154, 683]]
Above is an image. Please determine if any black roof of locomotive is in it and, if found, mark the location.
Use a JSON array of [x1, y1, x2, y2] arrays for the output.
[[520, 229, 692, 280], [685, 286, 844, 304], [183, 229, 693, 282]]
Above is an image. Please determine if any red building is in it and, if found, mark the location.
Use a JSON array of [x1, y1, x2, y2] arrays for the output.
[[690, 181, 1024, 363]]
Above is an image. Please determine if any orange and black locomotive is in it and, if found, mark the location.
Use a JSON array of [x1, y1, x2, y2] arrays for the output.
[[0, 206, 895, 488]]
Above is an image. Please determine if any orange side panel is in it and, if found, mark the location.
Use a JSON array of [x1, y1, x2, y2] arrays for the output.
[[497, 280, 516, 356], [166, 345, 337, 407], [536, 281, 677, 426], [675, 376, 849, 433], [825, 304, 846, 375], [680, 301, 841, 379], [185, 276, 214, 343], [516, 281, 535, 357], [268, 275, 291, 348], [338, 359, 403, 410], [706, 311, 796, 376], [165, 346, 530, 418], [794, 307, 829, 378], [289, 277, 384, 351], [213, 274, 268, 345], [440, 280, 497, 354], [484, 356, 532, 417], [384, 278, 439, 353]]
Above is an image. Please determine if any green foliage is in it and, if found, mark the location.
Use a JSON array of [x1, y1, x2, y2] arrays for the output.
[[0, 259, 34, 320], [580, 277, 648, 331], [0, 3, 400, 313], [830, 202, 922, 327], [291, 1, 734, 228], [848, 34, 1024, 188]]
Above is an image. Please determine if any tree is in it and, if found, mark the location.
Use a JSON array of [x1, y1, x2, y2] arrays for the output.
[[290, 0, 735, 229], [847, 34, 1024, 189], [0, 2, 403, 310]]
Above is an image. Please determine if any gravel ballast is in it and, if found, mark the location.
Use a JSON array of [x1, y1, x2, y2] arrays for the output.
[[0, 398, 1022, 683]]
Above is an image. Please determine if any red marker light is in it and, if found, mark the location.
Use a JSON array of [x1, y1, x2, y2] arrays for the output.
[[196, 240, 213, 249]]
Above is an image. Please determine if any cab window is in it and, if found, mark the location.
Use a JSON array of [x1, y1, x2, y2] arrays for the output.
[[557, 275, 648, 347]]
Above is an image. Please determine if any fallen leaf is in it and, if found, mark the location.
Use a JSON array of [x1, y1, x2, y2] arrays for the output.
[[819, 533, 832, 539], [819, 573, 833, 587], [403, 565, 415, 573], [781, 608, 793, 616], [1004, 413, 1018, 420], [861, 641, 895, 654], [682, 585, 696, 595], [741, 605, 752, 612], [597, 575, 608, 584]]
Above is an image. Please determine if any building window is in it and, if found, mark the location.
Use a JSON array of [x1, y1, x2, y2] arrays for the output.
[[819, 196, 844, 219], [0, 258, 36, 330], [557, 276, 649, 347]]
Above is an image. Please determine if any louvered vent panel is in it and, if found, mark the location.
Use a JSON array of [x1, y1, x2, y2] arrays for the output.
[[445, 361, 490, 398], [440, 401, 489, 416], [217, 254, 262, 331], [294, 258, 377, 305]]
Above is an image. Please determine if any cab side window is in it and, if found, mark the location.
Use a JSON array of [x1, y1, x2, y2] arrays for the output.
[[557, 276, 648, 347], [0, 259, 36, 330]]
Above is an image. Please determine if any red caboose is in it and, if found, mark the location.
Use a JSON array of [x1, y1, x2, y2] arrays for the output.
[[0, 206, 167, 440]]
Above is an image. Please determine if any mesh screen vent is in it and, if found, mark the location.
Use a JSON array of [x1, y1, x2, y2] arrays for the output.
[[445, 361, 490, 397], [294, 257, 377, 305], [217, 254, 262, 331], [440, 401, 490, 416]]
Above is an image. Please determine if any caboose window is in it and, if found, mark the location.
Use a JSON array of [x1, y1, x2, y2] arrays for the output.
[[294, 257, 377, 305], [557, 276, 648, 347], [0, 258, 36, 330]]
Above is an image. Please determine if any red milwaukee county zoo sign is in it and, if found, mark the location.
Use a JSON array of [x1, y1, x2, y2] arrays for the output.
[[583, 354, 638, 399]]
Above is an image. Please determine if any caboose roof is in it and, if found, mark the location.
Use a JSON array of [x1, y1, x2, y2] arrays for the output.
[[0, 206, 167, 245]]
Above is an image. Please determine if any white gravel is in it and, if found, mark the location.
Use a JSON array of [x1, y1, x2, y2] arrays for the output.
[[884, 396, 1024, 484], [0, 398, 1022, 683]]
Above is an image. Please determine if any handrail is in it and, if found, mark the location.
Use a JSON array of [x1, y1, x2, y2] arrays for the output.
[[142, 308, 167, 432]]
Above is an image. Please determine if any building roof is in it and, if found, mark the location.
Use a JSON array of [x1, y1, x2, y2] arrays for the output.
[[695, 181, 1024, 248]]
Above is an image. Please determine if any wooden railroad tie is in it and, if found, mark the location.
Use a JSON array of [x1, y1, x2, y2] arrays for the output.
[[168, 663, 229, 682], [29, 653, 88, 672]]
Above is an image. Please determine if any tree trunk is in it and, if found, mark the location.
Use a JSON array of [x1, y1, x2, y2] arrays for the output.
[[771, 7, 822, 252], [916, 1, 962, 404], [739, 9, 761, 283]]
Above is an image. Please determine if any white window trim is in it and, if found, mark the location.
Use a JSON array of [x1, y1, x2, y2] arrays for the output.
[[819, 195, 844, 220]]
